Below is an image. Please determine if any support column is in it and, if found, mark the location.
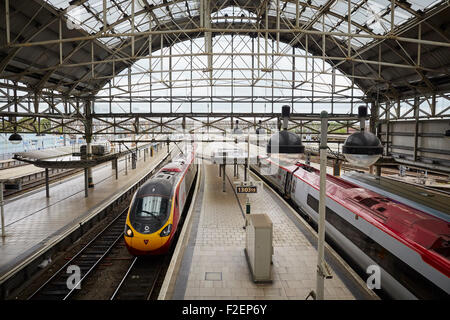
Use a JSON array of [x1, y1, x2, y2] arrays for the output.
[[316, 111, 332, 300], [222, 150, 226, 192], [84, 168, 89, 197], [132, 152, 137, 170], [115, 158, 118, 180], [45, 168, 50, 198], [370, 100, 379, 135], [125, 155, 128, 175], [413, 96, 420, 162], [244, 158, 248, 181], [376, 165, 382, 177], [333, 160, 340, 176], [85, 100, 94, 188], [223, 164, 226, 193], [1, 182, 5, 237]]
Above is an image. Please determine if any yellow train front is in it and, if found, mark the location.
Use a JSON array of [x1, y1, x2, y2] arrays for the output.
[[124, 152, 196, 255]]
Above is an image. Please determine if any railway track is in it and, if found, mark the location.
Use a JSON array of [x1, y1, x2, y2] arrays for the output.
[[110, 256, 165, 300], [27, 208, 128, 300]]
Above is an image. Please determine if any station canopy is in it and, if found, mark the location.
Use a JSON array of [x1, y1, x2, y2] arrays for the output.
[[0, 0, 449, 100]]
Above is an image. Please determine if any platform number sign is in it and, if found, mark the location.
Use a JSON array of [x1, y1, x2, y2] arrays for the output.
[[236, 186, 257, 194]]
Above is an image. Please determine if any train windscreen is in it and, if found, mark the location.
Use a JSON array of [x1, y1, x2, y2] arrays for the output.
[[130, 196, 170, 233]]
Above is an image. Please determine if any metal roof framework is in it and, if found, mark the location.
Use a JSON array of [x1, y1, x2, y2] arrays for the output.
[[0, 0, 448, 140]]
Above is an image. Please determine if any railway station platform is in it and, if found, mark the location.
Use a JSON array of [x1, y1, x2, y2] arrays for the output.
[[0, 145, 173, 292], [0, 158, 25, 170], [160, 161, 378, 300]]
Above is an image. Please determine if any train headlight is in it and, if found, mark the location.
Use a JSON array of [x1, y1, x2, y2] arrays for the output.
[[160, 224, 172, 237], [125, 225, 134, 237]]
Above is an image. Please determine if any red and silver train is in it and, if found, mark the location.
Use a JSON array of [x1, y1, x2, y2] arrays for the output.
[[124, 145, 197, 255], [253, 157, 449, 299]]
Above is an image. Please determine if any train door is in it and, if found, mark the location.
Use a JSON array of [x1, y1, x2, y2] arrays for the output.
[[284, 172, 293, 199], [173, 193, 180, 232], [284, 167, 300, 198]]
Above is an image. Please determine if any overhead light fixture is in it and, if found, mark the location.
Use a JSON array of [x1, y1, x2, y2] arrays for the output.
[[256, 120, 265, 135], [266, 105, 304, 164], [9, 132, 22, 145], [342, 105, 383, 167], [233, 120, 243, 135]]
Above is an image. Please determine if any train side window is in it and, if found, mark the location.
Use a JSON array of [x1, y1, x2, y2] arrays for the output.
[[307, 194, 319, 213]]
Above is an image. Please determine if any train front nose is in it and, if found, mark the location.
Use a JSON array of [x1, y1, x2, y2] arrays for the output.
[[124, 232, 168, 255], [126, 185, 173, 255]]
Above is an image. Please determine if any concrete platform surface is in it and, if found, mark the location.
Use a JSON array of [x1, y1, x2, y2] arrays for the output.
[[169, 163, 376, 300]]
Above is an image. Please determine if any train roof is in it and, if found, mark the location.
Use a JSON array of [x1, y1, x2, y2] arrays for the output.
[[293, 163, 449, 276], [261, 158, 450, 276], [135, 175, 175, 198], [342, 171, 450, 222]]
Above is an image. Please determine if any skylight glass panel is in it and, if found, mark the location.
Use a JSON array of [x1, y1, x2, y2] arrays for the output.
[[143, 0, 165, 7], [299, 7, 316, 21], [45, 0, 70, 10], [213, 6, 257, 24], [392, 7, 414, 26], [311, 0, 333, 7], [331, 0, 351, 17], [170, 3, 188, 20], [352, 8, 373, 26], [408, 0, 441, 11], [283, 2, 298, 15], [366, 0, 390, 16]]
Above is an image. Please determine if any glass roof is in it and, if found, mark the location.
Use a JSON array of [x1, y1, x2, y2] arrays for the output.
[[44, 0, 443, 50]]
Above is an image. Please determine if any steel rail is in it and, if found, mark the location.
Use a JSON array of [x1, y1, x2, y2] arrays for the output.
[[27, 207, 128, 300], [109, 256, 138, 300], [62, 215, 127, 300], [109, 256, 165, 300]]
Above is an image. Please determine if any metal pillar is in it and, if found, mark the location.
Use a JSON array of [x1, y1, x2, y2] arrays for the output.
[[115, 158, 118, 180], [1, 182, 5, 237], [222, 164, 226, 192], [85, 100, 94, 188], [413, 97, 420, 161], [45, 168, 50, 198], [244, 158, 248, 181], [84, 168, 89, 197], [316, 111, 332, 300], [376, 165, 382, 176], [87, 144, 94, 188], [234, 138, 238, 178], [333, 160, 340, 176], [125, 155, 128, 175], [222, 148, 226, 192], [132, 152, 136, 170], [246, 133, 250, 181]]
